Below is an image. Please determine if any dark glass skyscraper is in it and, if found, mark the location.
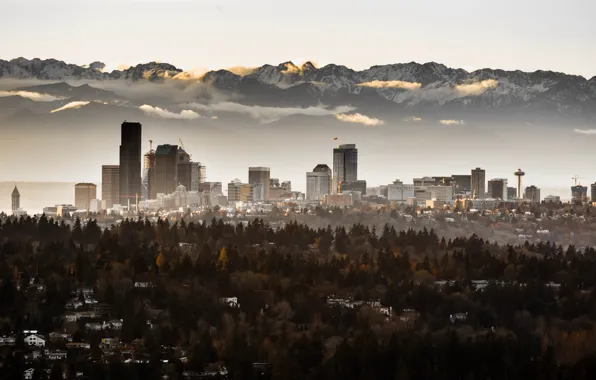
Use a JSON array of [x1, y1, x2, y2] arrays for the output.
[[119, 122, 142, 207], [155, 144, 178, 195], [333, 144, 357, 194]]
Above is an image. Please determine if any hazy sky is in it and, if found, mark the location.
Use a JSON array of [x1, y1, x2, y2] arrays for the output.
[[3, 0, 596, 77]]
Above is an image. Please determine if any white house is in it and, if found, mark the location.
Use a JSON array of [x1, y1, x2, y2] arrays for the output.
[[24, 369, 35, 380], [219, 297, 240, 308], [0, 335, 16, 346], [46, 349, 67, 361], [24, 334, 46, 347]]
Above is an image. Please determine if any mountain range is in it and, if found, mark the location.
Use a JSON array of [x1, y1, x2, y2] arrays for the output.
[[2, 57, 596, 116]]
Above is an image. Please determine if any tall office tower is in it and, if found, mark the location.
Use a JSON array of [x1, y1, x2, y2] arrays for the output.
[[312, 164, 332, 195], [306, 171, 331, 201], [488, 179, 508, 200], [101, 165, 120, 208], [471, 168, 486, 199], [155, 145, 179, 195], [452, 175, 472, 193], [249, 167, 271, 200], [119, 122, 142, 206], [507, 187, 517, 200], [74, 183, 97, 211], [339, 180, 367, 195], [142, 141, 156, 200], [191, 162, 206, 192], [571, 185, 588, 204], [333, 144, 358, 194], [176, 147, 192, 190], [199, 181, 223, 195], [11, 186, 20, 212], [228, 179, 252, 202], [525, 186, 541, 203], [591, 183, 596, 202]]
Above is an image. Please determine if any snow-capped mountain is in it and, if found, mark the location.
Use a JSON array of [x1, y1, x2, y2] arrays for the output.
[[2, 57, 596, 114]]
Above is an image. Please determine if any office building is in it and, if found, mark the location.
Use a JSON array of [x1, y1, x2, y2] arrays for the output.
[[228, 179, 252, 202], [102, 165, 120, 208], [592, 183, 596, 202], [249, 167, 271, 201], [452, 175, 472, 193], [11, 186, 20, 212], [119, 121, 142, 207], [90, 199, 106, 213], [488, 179, 508, 200], [74, 183, 97, 211], [544, 195, 561, 203], [413, 177, 436, 187], [571, 185, 588, 204], [471, 168, 486, 199], [333, 144, 357, 193], [387, 180, 415, 202], [142, 141, 156, 200], [525, 186, 541, 203], [507, 187, 517, 200], [424, 186, 454, 202], [199, 182, 223, 195], [155, 145, 178, 195], [191, 162, 206, 192], [306, 171, 331, 201], [339, 180, 367, 195]]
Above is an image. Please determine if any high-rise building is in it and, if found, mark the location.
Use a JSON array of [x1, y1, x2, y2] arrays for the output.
[[571, 185, 588, 204], [228, 179, 252, 202], [249, 167, 270, 200], [333, 144, 358, 193], [592, 183, 596, 202], [191, 162, 206, 192], [101, 165, 120, 208], [119, 122, 142, 206], [155, 145, 178, 195], [471, 168, 486, 199], [75, 183, 97, 211], [525, 186, 541, 203], [452, 175, 472, 193], [176, 147, 193, 190], [488, 179, 508, 200], [142, 141, 156, 200], [312, 164, 332, 195], [306, 171, 331, 201], [507, 187, 517, 200], [199, 182, 223, 195], [387, 180, 415, 202], [11, 186, 20, 212]]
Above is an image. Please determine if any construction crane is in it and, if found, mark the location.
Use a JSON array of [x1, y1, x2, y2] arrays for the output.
[[573, 175, 583, 186], [179, 138, 192, 160]]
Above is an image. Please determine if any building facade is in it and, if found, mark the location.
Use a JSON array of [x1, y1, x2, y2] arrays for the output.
[[452, 175, 472, 194], [387, 180, 415, 202], [339, 180, 367, 195], [191, 162, 206, 192], [525, 186, 541, 203], [119, 122, 142, 207], [249, 167, 271, 201], [11, 186, 20, 212], [142, 142, 156, 200], [471, 168, 486, 199], [488, 179, 508, 200], [592, 183, 596, 202], [154, 145, 178, 195], [101, 165, 120, 208], [74, 183, 97, 211], [571, 185, 588, 204], [332, 144, 357, 194], [228, 180, 252, 202], [306, 171, 331, 201]]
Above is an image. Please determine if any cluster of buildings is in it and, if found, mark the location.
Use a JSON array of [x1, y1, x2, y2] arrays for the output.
[[8, 121, 596, 217]]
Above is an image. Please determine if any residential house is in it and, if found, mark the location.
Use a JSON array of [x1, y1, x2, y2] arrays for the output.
[[45, 349, 68, 361], [24, 334, 46, 347], [24, 369, 35, 380], [49, 332, 73, 343], [0, 335, 16, 346], [99, 338, 121, 350], [449, 312, 469, 324], [66, 342, 91, 350], [219, 297, 240, 308], [134, 281, 155, 288], [85, 322, 103, 331]]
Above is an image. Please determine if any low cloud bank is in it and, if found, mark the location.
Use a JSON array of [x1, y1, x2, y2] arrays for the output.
[[188, 102, 355, 123], [0, 90, 62, 102], [51, 101, 90, 113], [574, 129, 596, 135], [439, 119, 465, 125], [356, 80, 421, 90], [335, 113, 384, 126], [140, 104, 201, 120]]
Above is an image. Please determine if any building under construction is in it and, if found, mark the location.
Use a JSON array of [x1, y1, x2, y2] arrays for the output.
[[142, 140, 156, 200]]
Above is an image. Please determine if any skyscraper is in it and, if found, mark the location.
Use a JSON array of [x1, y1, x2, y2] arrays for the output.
[[191, 162, 206, 192], [591, 183, 596, 202], [333, 144, 357, 194], [11, 186, 20, 212], [155, 144, 178, 195], [177, 147, 193, 190], [119, 122, 142, 206], [471, 168, 486, 199], [312, 164, 332, 196], [249, 167, 271, 201], [306, 169, 331, 201], [228, 179, 252, 202], [101, 165, 120, 208], [142, 141, 156, 200], [75, 183, 97, 211]]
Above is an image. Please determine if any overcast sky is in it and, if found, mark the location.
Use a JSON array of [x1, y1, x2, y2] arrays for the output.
[[2, 0, 596, 77]]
